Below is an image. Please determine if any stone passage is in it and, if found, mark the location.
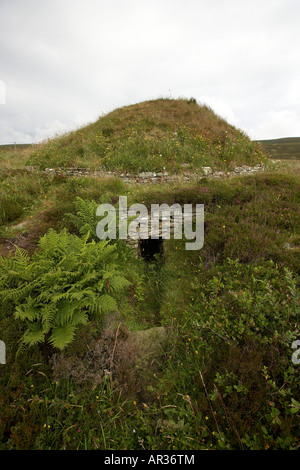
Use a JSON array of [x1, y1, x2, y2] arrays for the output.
[[140, 238, 164, 261], [125, 206, 200, 256]]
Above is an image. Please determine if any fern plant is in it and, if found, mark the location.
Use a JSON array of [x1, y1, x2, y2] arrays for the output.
[[67, 196, 99, 241], [67, 196, 130, 243], [0, 229, 130, 351]]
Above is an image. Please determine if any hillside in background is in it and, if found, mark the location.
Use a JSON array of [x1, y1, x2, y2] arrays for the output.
[[257, 137, 300, 160], [24, 98, 266, 172], [0, 144, 31, 152]]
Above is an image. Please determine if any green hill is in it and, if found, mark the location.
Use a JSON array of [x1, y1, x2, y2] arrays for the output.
[[257, 137, 300, 160], [26, 98, 266, 172]]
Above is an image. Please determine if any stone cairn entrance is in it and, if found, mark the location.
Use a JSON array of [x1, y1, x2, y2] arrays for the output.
[[125, 206, 198, 260]]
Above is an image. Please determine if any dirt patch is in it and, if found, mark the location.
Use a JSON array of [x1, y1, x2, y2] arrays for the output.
[[0, 211, 60, 257], [51, 326, 139, 394], [0, 231, 38, 257], [51, 325, 171, 399]]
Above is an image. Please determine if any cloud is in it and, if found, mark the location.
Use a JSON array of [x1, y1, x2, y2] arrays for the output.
[[197, 95, 242, 128], [0, 80, 5, 104], [250, 109, 300, 140], [0, 0, 300, 143]]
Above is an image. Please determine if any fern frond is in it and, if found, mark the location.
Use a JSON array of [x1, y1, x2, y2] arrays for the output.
[[22, 323, 45, 347], [109, 275, 131, 291], [41, 304, 57, 333], [69, 309, 89, 327], [98, 294, 118, 313], [49, 323, 76, 350], [14, 297, 40, 322], [55, 300, 79, 326]]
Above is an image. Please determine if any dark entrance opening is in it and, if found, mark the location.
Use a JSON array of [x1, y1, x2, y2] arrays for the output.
[[140, 238, 164, 261]]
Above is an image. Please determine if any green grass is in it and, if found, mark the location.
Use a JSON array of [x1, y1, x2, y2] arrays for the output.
[[0, 162, 299, 450]]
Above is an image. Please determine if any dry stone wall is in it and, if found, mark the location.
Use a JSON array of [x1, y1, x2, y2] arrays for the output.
[[44, 163, 265, 183]]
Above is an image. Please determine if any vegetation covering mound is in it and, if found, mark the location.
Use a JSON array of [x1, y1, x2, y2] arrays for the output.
[[26, 98, 267, 172]]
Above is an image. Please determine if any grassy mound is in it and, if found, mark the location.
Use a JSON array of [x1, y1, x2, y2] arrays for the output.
[[26, 98, 266, 172]]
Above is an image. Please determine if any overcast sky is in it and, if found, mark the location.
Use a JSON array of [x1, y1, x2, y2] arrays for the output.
[[1, 0, 300, 144]]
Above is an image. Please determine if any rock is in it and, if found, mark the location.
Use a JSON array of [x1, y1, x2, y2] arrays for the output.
[[242, 165, 252, 171], [11, 221, 27, 230], [202, 166, 212, 175], [283, 242, 297, 250], [234, 167, 242, 173], [42, 162, 265, 183], [213, 171, 224, 178]]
